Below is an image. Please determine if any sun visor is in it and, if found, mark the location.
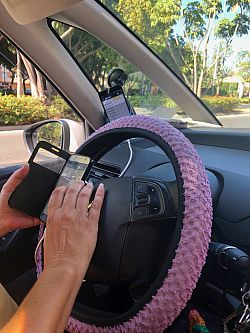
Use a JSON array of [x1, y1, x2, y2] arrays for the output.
[[1, 0, 83, 25]]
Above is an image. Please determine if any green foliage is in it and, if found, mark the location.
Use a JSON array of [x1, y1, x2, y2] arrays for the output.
[[0, 88, 15, 96], [216, 18, 236, 39], [0, 95, 78, 126], [183, 1, 206, 39], [36, 122, 62, 148], [129, 95, 176, 109], [0, 34, 27, 80], [0, 34, 16, 71], [237, 51, 250, 83], [53, 22, 130, 90], [226, 0, 250, 13], [219, 82, 238, 97], [106, 0, 250, 98], [49, 95, 79, 121], [115, 0, 181, 51], [202, 96, 240, 114], [240, 97, 250, 104]]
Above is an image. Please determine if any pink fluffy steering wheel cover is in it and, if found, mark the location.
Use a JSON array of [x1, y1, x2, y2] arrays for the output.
[[36, 115, 212, 333]]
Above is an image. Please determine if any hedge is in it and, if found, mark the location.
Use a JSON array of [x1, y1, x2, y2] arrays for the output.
[[201, 96, 241, 115], [128, 95, 177, 109], [128, 95, 246, 115], [0, 95, 249, 126], [0, 95, 78, 126], [240, 97, 250, 104]]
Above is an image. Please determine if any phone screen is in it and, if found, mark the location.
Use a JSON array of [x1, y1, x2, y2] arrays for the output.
[[99, 85, 131, 122], [40, 154, 91, 222]]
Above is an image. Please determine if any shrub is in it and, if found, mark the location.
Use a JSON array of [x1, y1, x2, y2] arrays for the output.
[[0, 94, 248, 127], [51, 95, 79, 121], [128, 95, 176, 109], [201, 96, 240, 115], [0, 95, 79, 126], [240, 97, 250, 104]]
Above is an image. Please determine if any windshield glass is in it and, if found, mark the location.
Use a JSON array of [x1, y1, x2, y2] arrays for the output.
[[99, 0, 250, 128], [51, 20, 199, 127]]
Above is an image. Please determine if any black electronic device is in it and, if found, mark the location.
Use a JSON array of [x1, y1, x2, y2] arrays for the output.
[[99, 85, 132, 123], [9, 141, 70, 219], [9, 141, 91, 222], [40, 154, 91, 222]]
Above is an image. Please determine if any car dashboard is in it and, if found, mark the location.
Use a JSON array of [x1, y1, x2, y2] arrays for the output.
[[1, 125, 250, 315]]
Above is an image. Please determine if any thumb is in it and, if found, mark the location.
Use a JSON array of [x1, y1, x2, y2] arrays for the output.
[[1, 164, 29, 199]]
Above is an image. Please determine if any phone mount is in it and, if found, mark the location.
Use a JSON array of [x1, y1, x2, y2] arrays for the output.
[[108, 68, 128, 87]]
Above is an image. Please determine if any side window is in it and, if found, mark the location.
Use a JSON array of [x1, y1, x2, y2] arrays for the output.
[[51, 21, 190, 123], [0, 34, 83, 167]]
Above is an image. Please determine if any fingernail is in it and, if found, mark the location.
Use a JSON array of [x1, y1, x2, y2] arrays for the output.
[[88, 181, 93, 186], [98, 183, 104, 189]]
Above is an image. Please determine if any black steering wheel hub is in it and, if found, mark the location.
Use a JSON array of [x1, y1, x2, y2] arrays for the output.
[[86, 176, 176, 287]]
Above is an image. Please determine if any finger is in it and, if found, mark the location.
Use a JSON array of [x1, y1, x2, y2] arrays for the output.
[[88, 183, 105, 222], [2, 165, 29, 197], [33, 218, 41, 227], [62, 182, 85, 209], [76, 182, 94, 213], [48, 185, 67, 212]]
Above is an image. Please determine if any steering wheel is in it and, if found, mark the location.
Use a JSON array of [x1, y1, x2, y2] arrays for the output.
[[36, 115, 212, 333]]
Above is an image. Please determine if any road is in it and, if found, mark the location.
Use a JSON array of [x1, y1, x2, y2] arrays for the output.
[[1, 113, 250, 167], [0, 130, 30, 167], [218, 114, 250, 128]]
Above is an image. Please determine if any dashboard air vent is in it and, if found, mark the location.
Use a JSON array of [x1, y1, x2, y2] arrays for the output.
[[88, 162, 121, 181]]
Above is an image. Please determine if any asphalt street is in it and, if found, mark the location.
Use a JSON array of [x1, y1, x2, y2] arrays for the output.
[[0, 130, 30, 167]]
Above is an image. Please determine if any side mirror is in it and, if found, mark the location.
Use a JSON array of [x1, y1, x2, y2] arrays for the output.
[[23, 119, 70, 154]]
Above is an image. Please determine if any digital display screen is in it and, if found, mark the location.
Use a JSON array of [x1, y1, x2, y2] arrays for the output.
[[100, 86, 131, 122], [40, 154, 91, 223]]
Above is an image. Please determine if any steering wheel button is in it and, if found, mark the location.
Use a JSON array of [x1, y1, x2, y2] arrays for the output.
[[149, 206, 161, 215], [134, 182, 148, 193], [135, 193, 150, 206], [133, 206, 149, 219]]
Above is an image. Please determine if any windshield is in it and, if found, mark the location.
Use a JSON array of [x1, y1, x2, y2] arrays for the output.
[[51, 20, 197, 127], [98, 0, 250, 128]]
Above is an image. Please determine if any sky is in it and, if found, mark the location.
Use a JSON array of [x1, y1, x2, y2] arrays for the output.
[[226, 35, 250, 70], [106, 0, 250, 72], [173, 0, 250, 71]]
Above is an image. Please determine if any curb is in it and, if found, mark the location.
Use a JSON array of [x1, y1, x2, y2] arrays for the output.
[[0, 125, 29, 131]]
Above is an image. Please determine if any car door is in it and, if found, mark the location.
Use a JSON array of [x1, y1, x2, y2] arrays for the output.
[[0, 31, 89, 284]]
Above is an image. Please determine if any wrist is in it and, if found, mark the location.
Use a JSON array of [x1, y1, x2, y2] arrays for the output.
[[43, 263, 86, 283]]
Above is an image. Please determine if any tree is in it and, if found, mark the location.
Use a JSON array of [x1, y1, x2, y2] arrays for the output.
[[0, 34, 17, 89], [115, 0, 181, 53], [237, 51, 250, 83], [168, 0, 249, 97], [52, 21, 132, 90], [0, 33, 49, 100], [114, 0, 250, 97], [237, 50, 250, 97], [16, 50, 23, 97]]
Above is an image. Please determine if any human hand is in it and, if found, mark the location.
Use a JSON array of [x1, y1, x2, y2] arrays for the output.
[[44, 181, 105, 278], [0, 165, 40, 237]]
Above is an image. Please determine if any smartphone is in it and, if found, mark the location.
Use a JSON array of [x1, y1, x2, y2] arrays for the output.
[[9, 141, 70, 219], [40, 154, 91, 222], [99, 85, 132, 122]]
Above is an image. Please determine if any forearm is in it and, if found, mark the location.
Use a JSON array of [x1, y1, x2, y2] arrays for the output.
[[1, 266, 85, 333]]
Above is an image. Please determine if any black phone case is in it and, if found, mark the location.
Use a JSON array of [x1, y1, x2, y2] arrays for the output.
[[8, 141, 70, 219], [99, 85, 132, 123]]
